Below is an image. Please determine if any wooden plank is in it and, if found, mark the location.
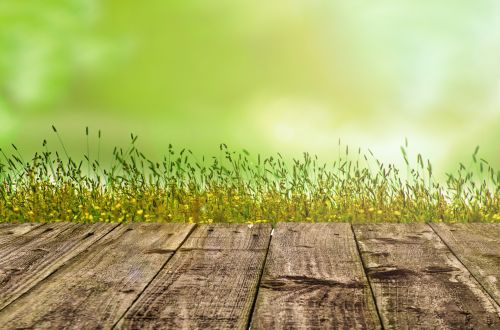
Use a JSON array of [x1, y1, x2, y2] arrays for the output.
[[0, 222, 116, 310], [354, 223, 500, 329], [251, 223, 381, 329], [0, 222, 42, 236], [119, 223, 272, 330], [431, 223, 500, 306], [0, 223, 194, 329], [0, 222, 44, 246]]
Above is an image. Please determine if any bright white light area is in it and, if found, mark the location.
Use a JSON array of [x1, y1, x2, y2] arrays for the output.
[[245, 96, 495, 177]]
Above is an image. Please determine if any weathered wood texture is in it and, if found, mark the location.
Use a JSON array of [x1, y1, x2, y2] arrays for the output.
[[0, 222, 116, 310], [0, 223, 194, 330], [431, 223, 500, 306], [252, 222, 381, 329], [119, 223, 271, 330], [354, 223, 500, 329], [0, 222, 42, 236], [1, 222, 500, 330], [0, 222, 43, 246]]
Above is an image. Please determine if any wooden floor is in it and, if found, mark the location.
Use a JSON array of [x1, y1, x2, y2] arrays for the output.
[[0, 222, 499, 329]]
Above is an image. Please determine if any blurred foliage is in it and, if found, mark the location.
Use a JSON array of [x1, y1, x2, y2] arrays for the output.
[[0, 0, 108, 111], [0, 0, 498, 173]]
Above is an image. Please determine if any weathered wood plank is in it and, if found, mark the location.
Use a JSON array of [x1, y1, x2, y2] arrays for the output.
[[0, 222, 42, 235], [119, 223, 271, 330], [431, 223, 500, 306], [354, 223, 500, 329], [251, 222, 381, 329], [0, 222, 116, 310], [0, 223, 194, 329], [0, 222, 44, 246]]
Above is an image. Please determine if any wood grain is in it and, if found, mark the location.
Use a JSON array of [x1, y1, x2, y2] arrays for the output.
[[0, 223, 194, 330], [0, 222, 44, 246], [119, 223, 271, 330], [0, 222, 116, 310], [354, 223, 500, 329], [251, 222, 381, 330], [431, 223, 500, 306]]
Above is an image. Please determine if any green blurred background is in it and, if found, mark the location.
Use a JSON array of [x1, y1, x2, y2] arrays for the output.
[[0, 0, 499, 173]]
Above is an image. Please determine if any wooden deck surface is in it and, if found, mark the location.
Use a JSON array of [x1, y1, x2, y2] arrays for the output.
[[0, 222, 499, 329]]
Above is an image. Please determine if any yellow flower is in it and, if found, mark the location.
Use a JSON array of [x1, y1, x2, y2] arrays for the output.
[[136, 209, 144, 215], [394, 210, 401, 216]]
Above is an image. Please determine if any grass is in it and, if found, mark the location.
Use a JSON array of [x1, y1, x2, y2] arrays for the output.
[[0, 128, 498, 224]]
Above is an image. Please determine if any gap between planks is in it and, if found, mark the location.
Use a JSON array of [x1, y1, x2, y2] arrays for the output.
[[0, 223, 195, 329], [0, 222, 120, 311], [250, 223, 381, 329], [117, 223, 272, 330], [1, 222, 499, 330], [111, 223, 197, 328], [245, 223, 274, 330], [429, 223, 500, 308], [353, 223, 500, 329]]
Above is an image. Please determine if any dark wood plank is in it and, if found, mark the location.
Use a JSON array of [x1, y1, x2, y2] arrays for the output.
[[431, 223, 500, 306], [0, 223, 194, 329], [119, 223, 271, 330], [354, 223, 500, 329], [251, 222, 381, 329], [0, 222, 116, 310], [0, 222, 44, 246]]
